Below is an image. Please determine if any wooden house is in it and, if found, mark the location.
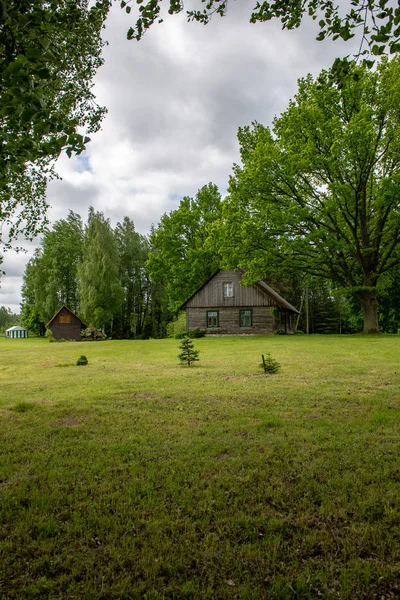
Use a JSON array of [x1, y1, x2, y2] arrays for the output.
[[46, 305, 88, 341], [180, 269, 299, 335]]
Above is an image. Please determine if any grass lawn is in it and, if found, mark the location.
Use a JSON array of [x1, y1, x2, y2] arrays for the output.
[[0, 335, 399, 599]]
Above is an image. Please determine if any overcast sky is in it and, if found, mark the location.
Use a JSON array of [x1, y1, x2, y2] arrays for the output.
[[1, 0, 359, 314]]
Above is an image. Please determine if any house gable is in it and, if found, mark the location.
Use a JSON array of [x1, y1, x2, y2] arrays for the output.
[[181, 270, 298, 311]]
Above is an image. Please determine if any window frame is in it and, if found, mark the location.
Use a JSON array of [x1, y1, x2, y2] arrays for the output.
[[223, 282, 234, 298], [239, 309, 253, 328], [59, 314, 71, 324], [206, 310, 219, 328]]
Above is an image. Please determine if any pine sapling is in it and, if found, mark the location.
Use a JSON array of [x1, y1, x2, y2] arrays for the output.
[[178, 336, 200, 367], [260, 353, 280, 375]]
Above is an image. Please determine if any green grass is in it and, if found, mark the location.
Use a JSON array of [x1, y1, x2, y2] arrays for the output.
[[0, 335, 399, 599]]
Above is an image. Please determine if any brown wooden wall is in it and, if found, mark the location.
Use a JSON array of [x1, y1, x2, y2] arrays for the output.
[[187, 306, 275, 335], [185, 270, 274, 308], [49, 307, 83, 341]]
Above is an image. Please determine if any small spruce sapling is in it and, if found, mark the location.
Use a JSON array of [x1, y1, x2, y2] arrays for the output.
[[178, 336, 200, 367], [261, 353, 280, 375]]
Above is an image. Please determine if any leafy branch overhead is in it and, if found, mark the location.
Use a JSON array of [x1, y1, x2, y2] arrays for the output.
[[120, 0, 400, 56], [0, 1, 109, 249]]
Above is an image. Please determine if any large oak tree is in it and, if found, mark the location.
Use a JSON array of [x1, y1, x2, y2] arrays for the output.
[[219, 58, 400, 333]]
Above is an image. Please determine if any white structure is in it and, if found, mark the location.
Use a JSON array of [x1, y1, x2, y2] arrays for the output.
[[5, 326, 28, 339]]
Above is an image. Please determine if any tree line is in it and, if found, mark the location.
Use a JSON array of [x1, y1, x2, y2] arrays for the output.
[[20, 184, 223, 338], [20, 178, 400, 337], [21, 209, 153, 338]]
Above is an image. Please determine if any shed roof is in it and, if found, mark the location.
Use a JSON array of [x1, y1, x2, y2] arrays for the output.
[[180, 269, 299, 313], [46, 305, 88, 329], [6, 325, 27, 332]]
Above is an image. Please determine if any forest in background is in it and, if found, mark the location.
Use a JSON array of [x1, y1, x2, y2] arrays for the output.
[[17, 180, 400, 338]]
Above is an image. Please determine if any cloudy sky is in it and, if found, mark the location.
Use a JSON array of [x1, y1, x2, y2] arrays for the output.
[[1, 0, 359, 313]]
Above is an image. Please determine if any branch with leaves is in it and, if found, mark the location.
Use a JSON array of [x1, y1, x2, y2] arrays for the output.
[[119, 0, 400, 57]]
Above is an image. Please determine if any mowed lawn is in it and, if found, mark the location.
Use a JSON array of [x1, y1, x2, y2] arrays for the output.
[[0, 335, 399, 600]]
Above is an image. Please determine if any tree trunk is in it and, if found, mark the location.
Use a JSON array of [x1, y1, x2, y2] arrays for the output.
[[354, 290, 379, 333]]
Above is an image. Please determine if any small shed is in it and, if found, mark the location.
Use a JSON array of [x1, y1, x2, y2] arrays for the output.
[[5, 326, 28, 339], [46, 305, 88, 341], [180, 269, 299, 335]]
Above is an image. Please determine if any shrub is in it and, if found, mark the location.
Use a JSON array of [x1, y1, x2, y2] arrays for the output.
[[81, 326, 106, 341], [167, 312, 187, 338], [273, 329, 287, 335], [45, 329, 55, 342], [189, 328, 205, 338], [175, 328, 205, 339], [174, 332, 187, 339], [76, 355, 88, 366], [178, 337, 200, 367], [260, 353, 281, 375], [294, 330, 304, 335]]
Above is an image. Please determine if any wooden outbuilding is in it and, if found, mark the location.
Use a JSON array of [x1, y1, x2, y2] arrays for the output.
[[180, 269, 299, 335], [46, 305, 88, 341]]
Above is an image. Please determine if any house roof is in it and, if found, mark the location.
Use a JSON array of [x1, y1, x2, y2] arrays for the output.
[[46, 305, 89, 329], [179, 270, 220, 310], [180, 269, 299, 313]]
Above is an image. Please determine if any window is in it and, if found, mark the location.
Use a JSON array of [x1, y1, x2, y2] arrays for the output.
[[207, 310, 219, 328], [223, 282, 233, 298], [59, 314, 71, 324], [239, 309, 252, 327]]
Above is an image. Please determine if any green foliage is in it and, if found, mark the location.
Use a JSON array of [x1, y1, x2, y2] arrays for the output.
[[147, 183, 222, 313], [220, 58, 400, 334], [20, 211, 84, 331], [77, 208, 124, 332], [188, 328, 205, 338], [175, 328, 205, 340], [114, 217, 151, 338], [123, 0, 400, 57], [19, 209, 165, 340], [44, 328, 54, 342], [377, 270, 400, 333], [166, 311, 186, 338], [76, 354, 88, 366], [81, 326, 106, 341], [178, 336, 200, 367], [0, 305, 19, 334], [0, 1, 108, 248], [260, 353, 281, 375], [273, 329, 287, 336]]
